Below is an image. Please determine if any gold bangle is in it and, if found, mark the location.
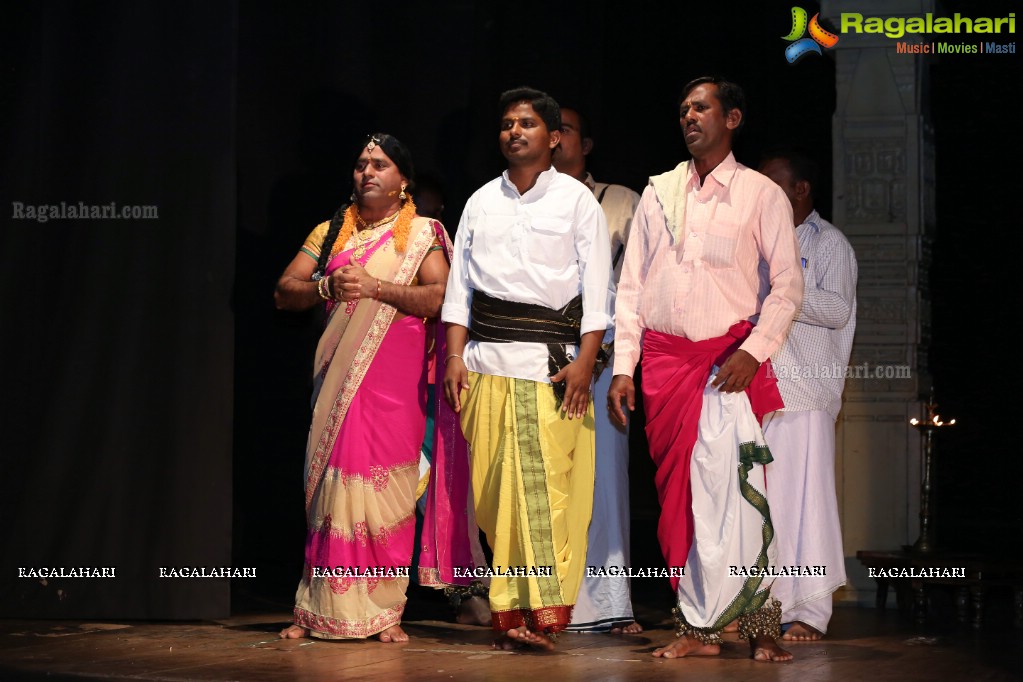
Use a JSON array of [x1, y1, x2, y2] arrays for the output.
[[375, 278, 382, 300], [445, 353, 463, 364], [317, 277, 330, 300]]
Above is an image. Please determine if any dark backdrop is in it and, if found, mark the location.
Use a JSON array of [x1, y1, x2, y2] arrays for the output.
[[2, 0, 1017, 618], [1, 2, 237, 618]]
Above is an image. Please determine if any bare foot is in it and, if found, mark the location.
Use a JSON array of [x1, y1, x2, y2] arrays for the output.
[[609, 621, 644, 634], [723, 619, 738, 633], [501, 626, 555, 650], [455, 595, 492, 626], [652, 635, 720, 659], [378, 624, 408, 643], [750, 635, 793, 662], [493, 633, 523, 650], [492, 633, 526, 650], [279, 624, 309, 639], [782, 621, 822, 641]]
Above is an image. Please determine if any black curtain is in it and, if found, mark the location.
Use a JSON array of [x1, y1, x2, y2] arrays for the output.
[[1, 2, 237, 618]]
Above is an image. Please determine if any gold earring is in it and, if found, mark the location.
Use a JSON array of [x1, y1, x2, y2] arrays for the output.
[[399, 183, 407, 201]]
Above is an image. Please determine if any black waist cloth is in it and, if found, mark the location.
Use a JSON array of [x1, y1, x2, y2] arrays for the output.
[[469, 290, 583, 404]]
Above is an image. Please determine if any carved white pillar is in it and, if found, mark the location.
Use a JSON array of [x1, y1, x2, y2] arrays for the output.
[[822, 0, 935, 606]]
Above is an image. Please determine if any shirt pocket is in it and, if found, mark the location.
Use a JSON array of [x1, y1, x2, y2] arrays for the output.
[[526, 217, 574, 267], [701, 220, 740, 269]]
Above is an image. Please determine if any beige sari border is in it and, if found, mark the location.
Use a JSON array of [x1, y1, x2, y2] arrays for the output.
[[319, 461, 419, 493], [310, 510, 417, 547], [294, 602, 405, 639]]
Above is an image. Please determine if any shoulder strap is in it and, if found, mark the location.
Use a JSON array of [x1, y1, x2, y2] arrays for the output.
[[595, 184, 624, 267]]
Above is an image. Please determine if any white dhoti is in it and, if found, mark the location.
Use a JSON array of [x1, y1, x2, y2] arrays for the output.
[[675, 380, 777, 630], [762, 410, 846, 633], [567, 362, 635, 632]]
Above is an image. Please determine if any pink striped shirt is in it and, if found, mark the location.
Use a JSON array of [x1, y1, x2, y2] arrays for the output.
[[613, 153, 803, 376]]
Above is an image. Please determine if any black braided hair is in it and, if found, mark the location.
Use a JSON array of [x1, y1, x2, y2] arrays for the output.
[[313, 203, 348, 280]]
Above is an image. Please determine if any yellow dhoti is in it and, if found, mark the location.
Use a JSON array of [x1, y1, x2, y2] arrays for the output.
[[460, 372, 595, 634]]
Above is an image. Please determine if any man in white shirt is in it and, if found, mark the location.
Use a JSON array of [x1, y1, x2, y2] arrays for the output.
[[442, 87, 614, 650], [759, 148, 857, 642], [554, 106, 642, 636]]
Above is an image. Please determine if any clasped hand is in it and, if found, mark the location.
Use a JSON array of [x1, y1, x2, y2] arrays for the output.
[[329, 255, 374, 301]]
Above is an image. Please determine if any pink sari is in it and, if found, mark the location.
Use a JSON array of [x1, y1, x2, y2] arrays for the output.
[[293, 217, 442, 638], [417, 316, 488, 588]]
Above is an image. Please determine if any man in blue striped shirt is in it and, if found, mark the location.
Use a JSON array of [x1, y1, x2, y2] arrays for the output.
[[758, 148, 858, 642]]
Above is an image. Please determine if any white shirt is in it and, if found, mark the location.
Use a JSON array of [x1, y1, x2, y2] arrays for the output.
[[585, 173, 641, 284], [771, 210, 858, 419], [442, 167, 615, 383]]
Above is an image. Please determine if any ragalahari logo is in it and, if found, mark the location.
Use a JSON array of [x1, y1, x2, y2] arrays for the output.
[[783, 7, 840, 62]]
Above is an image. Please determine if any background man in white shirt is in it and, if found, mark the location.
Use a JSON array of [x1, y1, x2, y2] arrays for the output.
[[442, 86, 614, 650], [759, 147, 857, 642], [554, 105, 642, 636]]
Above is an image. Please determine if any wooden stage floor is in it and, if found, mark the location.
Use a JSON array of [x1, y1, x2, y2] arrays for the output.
[[2, 582, 1021, 681]]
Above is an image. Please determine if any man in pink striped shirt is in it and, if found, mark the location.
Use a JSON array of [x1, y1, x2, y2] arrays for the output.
[[608, 77, 802, 663]]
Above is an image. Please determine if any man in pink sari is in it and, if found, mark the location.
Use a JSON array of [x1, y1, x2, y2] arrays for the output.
[[274, 133, 468, 643], [608, 77, 803, 663]]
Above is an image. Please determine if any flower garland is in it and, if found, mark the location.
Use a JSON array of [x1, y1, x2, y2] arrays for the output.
[[329, 197, 417, 260]]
